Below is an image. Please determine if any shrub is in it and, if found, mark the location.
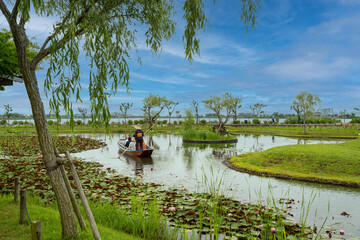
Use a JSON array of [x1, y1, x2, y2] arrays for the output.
[[48, 120, 54, 126], [179, 121, 183, 125], [12, 120, 18, 125], [157, 120, 162, 125], [173, 121, 177, 124], [252, 119, 260, 124], [18, 121, 24, 125], [200, 119, 207, 125], [128, 120, 133, 125], [233, 120, 240, 124], [76, 120, 82, 125], [134, 120, 139, 125], [139, 119, 144, 124], [350, 118, 360, 124], [263, 120, 268, 124], [162, 120, 167, 124], [24, 121, 29, 125], [0, 119, 6, 125]]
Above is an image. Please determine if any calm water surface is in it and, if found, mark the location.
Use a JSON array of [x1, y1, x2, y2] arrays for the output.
[[73, 133, 360, 237]]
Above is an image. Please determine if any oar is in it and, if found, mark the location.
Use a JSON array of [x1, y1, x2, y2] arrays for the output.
[[118, 124, 156, 158]]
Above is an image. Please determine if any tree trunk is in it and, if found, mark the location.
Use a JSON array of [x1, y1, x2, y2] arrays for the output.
[[303, 114, 307, 134], [23, 70, 79, 238], [6, 8, 78, 238]]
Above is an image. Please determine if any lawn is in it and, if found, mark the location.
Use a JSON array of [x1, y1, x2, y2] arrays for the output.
[[230, 138, 360, 187]]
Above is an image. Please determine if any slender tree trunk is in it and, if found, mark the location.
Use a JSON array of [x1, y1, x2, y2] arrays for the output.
[[303, 114, 307, 134], [8, 17, 79, 238], [24, 70, 79, 238]]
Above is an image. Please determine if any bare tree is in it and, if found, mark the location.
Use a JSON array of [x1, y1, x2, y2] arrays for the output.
[[191, 100, 199, 124], [290, 104, 301, 123], [78, 108, 87, 125], [250, 103, 267, 119], [119, 102, 133, 124], [4, 104, 12, 125], [165, 101, 178, 124], [231, 98, 242, 123]]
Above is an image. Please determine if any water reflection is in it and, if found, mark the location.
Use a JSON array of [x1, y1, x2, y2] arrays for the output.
[[73, 133, 360, 237]]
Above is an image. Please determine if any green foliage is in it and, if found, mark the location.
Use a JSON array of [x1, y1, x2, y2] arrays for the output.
[[0, 29, 38, 78], [142, 94, 168, 128], [250, 103, 267, 118], [203, 92, 241, 132], [292, 91, 321, 133], [284, 117, 336, 124], [182, 129, 234, 141], [128, 120, 133, 125], [350, 118, 360, 124], [230, 138, 360, 187], [252, 118, 260, 124], [12, 120, 18, 125], [182, 109, 195, 131]]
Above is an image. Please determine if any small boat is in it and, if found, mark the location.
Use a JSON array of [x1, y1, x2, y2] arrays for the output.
[[118, 140, 153, 157]]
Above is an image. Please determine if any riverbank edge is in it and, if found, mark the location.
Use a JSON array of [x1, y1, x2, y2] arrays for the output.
[[183, 139, 238, 144], [223, 158, 360, 188]]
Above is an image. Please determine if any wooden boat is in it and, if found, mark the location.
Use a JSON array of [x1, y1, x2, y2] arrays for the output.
[[118, 140, 153, 157]]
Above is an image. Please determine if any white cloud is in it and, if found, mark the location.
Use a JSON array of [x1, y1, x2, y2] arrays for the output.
[[263, 57, 352, 81]]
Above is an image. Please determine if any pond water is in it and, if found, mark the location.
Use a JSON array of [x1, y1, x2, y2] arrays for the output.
[[73, 133, 360, 237]]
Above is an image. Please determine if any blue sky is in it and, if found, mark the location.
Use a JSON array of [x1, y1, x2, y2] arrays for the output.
[[1, 0, 360, 116]]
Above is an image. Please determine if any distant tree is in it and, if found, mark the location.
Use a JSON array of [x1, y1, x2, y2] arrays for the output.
[[292, 91, 321, 134], [4, 104, 12, 124], [165, 101, 178, 124], [290, 104, 301, 123], [339, 109, 347, 124], [78, 108, 87, 125], [119, 102, 133, 124], [250, 103, 267, 119], [176, 110, 181, 122], [231, 98, 242, 123], [203, 92, 241, 133], [191, 100, 199, 124], [142, 94, 168, 129], [354, 106, 360, 116]]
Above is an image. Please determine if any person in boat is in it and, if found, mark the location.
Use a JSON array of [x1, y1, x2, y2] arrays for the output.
[[133, 124, 144, 150], [125, 137, 132, 147]]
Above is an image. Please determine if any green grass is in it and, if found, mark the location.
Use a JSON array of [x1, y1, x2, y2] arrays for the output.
[[230, 138, 360, 187], [0, 194, 143, 240], [227, 125, 360, 139], [182, 129, 235, 141]]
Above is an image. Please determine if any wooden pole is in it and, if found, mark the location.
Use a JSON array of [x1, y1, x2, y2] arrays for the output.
[[14, 176, 20, 202], [55, 149, 86, 231], [19, 189, 27, 224], [31, 220, 42, 240], [65, 151, 101, 240]]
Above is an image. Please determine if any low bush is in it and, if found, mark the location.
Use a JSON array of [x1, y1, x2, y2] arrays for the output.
[[76, 120, 82, 125], [252, 119, 260, 124], [128, 120, 133, 125]]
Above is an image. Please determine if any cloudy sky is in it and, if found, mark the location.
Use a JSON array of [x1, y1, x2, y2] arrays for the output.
[[1, 0, 360, 116]]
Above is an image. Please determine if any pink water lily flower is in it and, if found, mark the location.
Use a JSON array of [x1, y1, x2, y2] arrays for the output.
[[169, 207, 176, 212], [339, 230, 344, 235], [271, 227, 276, 232], [228, 213, 232, 217], [259, 225, 263, 228]]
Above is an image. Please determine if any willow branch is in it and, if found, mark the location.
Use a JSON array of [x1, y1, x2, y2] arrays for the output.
[[11, 0, 21, 20], [31, 1, 97, 67], [0, 0, 11, 20]]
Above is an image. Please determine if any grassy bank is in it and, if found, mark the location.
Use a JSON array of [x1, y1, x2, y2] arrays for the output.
[[229, 138, 360, 187], [227, 125, 360, 139], [0, 194, 143, 240]]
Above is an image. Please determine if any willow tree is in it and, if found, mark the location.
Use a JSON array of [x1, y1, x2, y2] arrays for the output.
[[0, 0, 260, 237], [292, 91, 321, 134]]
